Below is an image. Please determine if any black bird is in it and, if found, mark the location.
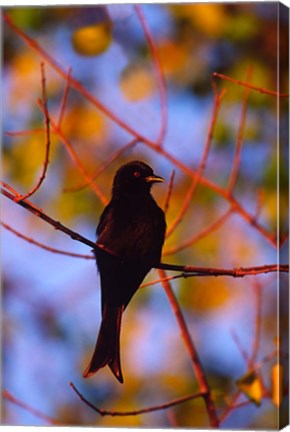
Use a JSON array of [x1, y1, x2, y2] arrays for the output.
[[83, 161, 166, 383]]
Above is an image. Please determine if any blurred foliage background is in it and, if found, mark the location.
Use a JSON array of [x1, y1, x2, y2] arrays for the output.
[[2, 3, 289, 428]]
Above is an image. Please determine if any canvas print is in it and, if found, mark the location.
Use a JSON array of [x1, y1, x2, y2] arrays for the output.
[[1, 2, 289, 429]]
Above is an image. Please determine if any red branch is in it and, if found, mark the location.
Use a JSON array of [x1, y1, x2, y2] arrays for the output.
[[163, 208, 233, 256], [1, 183, 97, 250], [3, 11, 278, 247], [57, 66, 72, 127], [227, 66, 252, 193], [6, 128, 45, 137], [37, 102, 109, 205], [135, 5, 168, 146], [3, 389, 61, 425], [163, 169, 175, 215], [213, 72, 289, 98], [70, 382, 205, 416], [166, 85, 226, 237], [63, 138, 139, 193], [15, 63, 51, 202], [158, 268, 220, 427], [1, 182, 288, 277], [2, 13, 149, 145], [220, 390, 243, 424], [230, 329, 250, 365], [220, 279, 270, 422], [1, 221, 93, 259]]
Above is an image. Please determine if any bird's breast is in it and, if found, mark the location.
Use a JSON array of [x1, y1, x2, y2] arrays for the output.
[[97, 196, 165, 264]]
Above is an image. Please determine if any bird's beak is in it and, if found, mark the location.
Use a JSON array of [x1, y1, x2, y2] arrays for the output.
[[145, 175, 165, 184]]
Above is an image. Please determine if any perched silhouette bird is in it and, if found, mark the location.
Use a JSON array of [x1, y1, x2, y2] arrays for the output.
[[83, 161, 166, 383]]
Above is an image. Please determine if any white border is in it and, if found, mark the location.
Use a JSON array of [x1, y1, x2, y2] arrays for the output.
[[1, 1, 289, 432]]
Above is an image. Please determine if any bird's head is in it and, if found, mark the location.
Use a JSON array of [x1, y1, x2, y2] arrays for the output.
[[112, 161, 164, 197]]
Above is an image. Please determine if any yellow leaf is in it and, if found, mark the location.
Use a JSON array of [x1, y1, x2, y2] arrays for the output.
[[236, 370, 263, 406], [272, 363, 283, 407], [72, 24, 112, 56], [120, 63, 155, 102]]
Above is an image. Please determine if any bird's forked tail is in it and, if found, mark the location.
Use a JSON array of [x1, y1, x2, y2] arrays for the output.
[[83, 304, 124, 383]]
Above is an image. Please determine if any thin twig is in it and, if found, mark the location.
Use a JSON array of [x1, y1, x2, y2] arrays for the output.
[[256, 349, 282, 370], [213, 72, 289, 98], [1, 221, 93, 259], [15, 63, 51, 202], [3, 13, 147, 146], [2, 181, 22, 197], [5, 128, 45, 137], [166, 86, 226, 237], [1, 182, 288, 277], [222, 279, 265, 424], [3, 11, 277, 246], [219, 390, 242, 424], [250, 281, 262, 364], [163, 169, 175, 214], [158, 269, 219, 427], [164, 208, 233, 256], [230, 329, 250, 365], [254, 189, 265, 220], [135, 5, 168, 146], [37, 99, 108, 205], [280, 232, 289, 248], [3, 389, 62, 425], [227, 66, 252, 193], [141, 272, 184, 289], [1, 183, 97, 250], [63, 138, 139, 193], [142, 262, 287, 288], [70, 382, 205, 416], [57, 66, 72, 127], [229, 196, 276, 246]]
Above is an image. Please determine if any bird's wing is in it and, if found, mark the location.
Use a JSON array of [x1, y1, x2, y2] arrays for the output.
[[96, 197, 165, 263], [96, 203, 112, 237]]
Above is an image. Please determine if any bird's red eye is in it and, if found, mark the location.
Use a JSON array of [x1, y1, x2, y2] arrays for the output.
[[134, 171, 141, 178]]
